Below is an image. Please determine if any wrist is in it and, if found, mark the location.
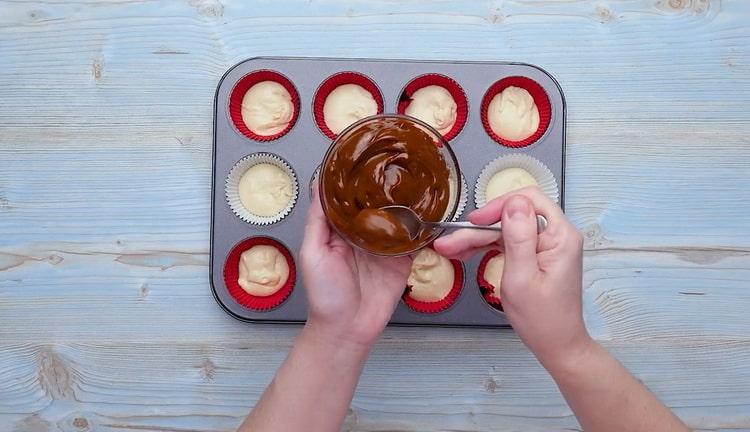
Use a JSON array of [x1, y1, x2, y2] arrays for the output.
[[538, 334, 598, 377], [301, 321, 373, 361]]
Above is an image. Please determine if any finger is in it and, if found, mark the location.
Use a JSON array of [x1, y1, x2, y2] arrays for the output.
[[385, 255, 412, 286], [359, 253, 410, 309], [433, 228, 502, 259], [470, 187, 569, 254], [449, 245, 500, 262], [301, 182, 331, 254], [500, 195, 540, 289], [329, 231, 350, 251], [469, 187, 564, 227], [433, 240, 501, 261]]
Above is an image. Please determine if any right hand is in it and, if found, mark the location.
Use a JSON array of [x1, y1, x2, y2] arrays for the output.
[[434, 187, 591, 369]]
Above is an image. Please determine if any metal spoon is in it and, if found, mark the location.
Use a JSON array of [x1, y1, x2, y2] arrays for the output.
[[380, 205, 548, 241]]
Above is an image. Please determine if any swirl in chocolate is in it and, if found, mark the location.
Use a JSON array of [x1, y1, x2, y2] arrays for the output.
[[321, 116, 452, 255]]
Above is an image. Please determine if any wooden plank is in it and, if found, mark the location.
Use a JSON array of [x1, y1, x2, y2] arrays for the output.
[[1, 246, 748, 347], [1, 124, 748, 250], [0, 340, 748, 431], [1, 2, 748, 248]]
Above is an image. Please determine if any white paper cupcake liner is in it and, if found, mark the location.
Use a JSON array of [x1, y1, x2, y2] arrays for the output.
[[474, 153, 559, 208], [451, 174, 469, 222], [225, 153, 299, 226]]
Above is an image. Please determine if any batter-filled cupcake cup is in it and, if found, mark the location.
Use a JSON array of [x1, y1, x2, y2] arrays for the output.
[[228, 70, 300, 142], [225, 153, 299, 225], [474, 153, 559, 208], [397, 74, 468, 141], [223, 236, 296, 311], [402, 247, 464, 314], [477, 249, 503, 311], [313, 72, 384, 139], [480, 76, 551, 148]]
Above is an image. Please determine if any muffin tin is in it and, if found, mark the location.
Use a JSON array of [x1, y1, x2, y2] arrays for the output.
[[210, 57, 566, 327]]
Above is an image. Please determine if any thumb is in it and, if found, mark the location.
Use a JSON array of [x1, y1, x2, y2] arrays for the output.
[[500, 195, 540, 291]]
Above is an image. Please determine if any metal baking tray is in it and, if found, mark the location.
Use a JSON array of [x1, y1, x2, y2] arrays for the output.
[[210, 57, 565, 327]]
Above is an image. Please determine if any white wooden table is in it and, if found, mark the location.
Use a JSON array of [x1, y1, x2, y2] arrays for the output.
[[1, 1, 749, 430]]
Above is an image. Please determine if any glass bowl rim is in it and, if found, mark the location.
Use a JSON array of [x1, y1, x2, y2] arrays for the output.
[[318, 113, 462, 257]]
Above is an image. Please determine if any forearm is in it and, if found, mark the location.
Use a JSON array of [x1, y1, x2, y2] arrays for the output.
[[240, 324, 370, 432], [542, 338, 688, 432]]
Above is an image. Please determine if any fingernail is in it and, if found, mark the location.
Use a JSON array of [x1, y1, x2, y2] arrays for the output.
[[504, 196, 531, 220]]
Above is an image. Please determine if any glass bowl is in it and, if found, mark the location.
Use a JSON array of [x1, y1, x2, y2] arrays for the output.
[[319, 114, 461, 256]]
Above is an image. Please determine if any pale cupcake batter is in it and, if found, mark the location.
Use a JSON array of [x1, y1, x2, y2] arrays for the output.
[[483, 253, 505, 299], [323, 84, 378, 134], [241, 81, 294, 136], [487, 86, 540, 141], [407, 248, 455, 302], [238, 163, 293, 217], [238, 245, 290, 296], [485, 167, 538, 202], [405, 85, 457, 135]]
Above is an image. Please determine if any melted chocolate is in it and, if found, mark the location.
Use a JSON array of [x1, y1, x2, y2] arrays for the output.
[[321, 116, 452, 254]]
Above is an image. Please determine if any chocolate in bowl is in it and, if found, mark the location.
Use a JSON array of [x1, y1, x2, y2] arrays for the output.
[[320, 114, 461, 256]]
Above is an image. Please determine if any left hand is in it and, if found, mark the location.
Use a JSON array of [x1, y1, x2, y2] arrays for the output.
[[300, 187, 411, 351]]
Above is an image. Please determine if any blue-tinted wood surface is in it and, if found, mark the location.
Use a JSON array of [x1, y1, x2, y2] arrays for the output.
[[1, 0, 749, 430]]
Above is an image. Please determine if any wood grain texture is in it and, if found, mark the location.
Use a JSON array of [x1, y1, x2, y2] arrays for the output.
[[1, 0, 749, 430], [1, 339, 749, 431]]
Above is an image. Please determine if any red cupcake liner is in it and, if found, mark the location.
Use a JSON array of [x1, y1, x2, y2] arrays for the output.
[[313, 72, 384, 140], [397, 74, 468, 141], [228, 70, 300, 142], [477, 249, 503, 311], [223, 236, 296, 311], [403, 259, 464, 314], [480, 76, 551, 148]]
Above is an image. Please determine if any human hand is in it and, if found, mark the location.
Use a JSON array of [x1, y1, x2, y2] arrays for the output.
[[300, 187, 411, 352], [434, 187, 590, 369]]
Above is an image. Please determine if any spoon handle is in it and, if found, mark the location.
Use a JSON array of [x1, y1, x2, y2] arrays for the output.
[[429, 215, 548, 234]]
